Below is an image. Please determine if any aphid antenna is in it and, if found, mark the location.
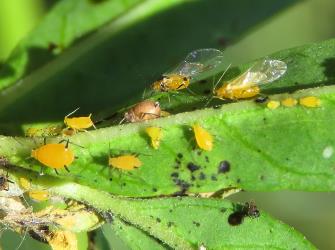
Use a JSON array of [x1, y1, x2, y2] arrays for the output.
[[119, 117, 126, 125], [204, 63, 232, 107], [58, 139, 85, 149], [65, 107, 80, 118]]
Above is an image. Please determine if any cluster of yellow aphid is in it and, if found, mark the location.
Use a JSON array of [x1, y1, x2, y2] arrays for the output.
[[29, 48, 321, 176], [267, 96, 321, 110]]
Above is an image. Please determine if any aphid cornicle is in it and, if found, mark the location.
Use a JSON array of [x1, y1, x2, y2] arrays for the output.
[[193, 124, 213, 151], [64, 108, 96, 133], [214, 59, 287, 100], [124, 100, 161, 123], [31, 140, 74, 173], [152, 48, 224, 92]]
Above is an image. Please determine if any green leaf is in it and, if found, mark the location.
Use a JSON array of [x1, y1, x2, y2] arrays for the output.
[[46, 181, 314, 250], [2, 84, 335, 196], [0, 0, 297, 122], [102, 219, 167, 250]]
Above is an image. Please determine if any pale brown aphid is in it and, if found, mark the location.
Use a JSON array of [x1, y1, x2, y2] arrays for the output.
[[124, 100, 161, 123]]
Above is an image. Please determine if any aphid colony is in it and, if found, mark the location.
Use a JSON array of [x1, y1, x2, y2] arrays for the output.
[[25, 48, 321, 176]]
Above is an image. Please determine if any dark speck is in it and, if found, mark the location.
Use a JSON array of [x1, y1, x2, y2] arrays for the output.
[[228, 212, 244, 226], [167, 222, 173, 227], [199, 79, 207, 84], [152, 188, 157, 192], [169, 209, 173, 213], [236, 178, 241, 183], [177, 153, 183, 159], [218, 160, 230, 174], [171, 172, 179, 178], [205, 156, 209, 163], [109, 178, 113, 181], [187, 162, 200, 172], [196, 150, 202, 156], [191, 175, 196, 181], [156, 218, 161, 223], [192, 221, 200, 227], [199, 172, 206, 180], [175, 159, 181, 164], [260, 175, 265, 181], [255, 96, 268, 103], [220, 208, 226, 213], [211, 175, 218, 181]]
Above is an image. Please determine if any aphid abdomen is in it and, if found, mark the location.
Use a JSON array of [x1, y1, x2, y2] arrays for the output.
[[230, 85, 260, 99]]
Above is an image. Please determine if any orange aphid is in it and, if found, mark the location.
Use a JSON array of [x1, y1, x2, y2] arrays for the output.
[[193, 124, 213, 151], [299, 96, 321, 108], [31, 142, 74, 171], [108, 155, 142, 171], [281, 97, 297, 107], [64, 108, 95, 132], [124, 100, 161, 123]]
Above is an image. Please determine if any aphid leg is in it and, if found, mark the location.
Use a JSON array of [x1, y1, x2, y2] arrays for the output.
[[139, 112, 160, 120], [59, 139, 85, 148], [54, 169, 59, 175], [43, 137, 47, 145], [64, 166, 70, 172], [39, 166, 44, 176]]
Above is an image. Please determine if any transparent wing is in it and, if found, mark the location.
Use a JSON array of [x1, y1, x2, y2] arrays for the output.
[[228, 59, 287, 88], [164, 48, 224, 77]]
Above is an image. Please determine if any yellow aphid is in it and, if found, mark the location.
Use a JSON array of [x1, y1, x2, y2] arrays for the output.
[[109, 155, 142, 171], [267, 100, 280, 110], [193, 124, 213, 151], [31, 143, 74, 171], [152, 48, 224, 92], [28, 190, 49, 201], [214, 59, 287, 100], [281, 97, 297, 107], [145, 127, 162, 149], [299, 96, 321, 108], [25, 125, 62, 137], [64, 108, 95, 133], [19, 177, 31, 191]]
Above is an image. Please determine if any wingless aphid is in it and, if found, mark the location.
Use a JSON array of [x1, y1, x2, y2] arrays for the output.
[[31, 139, 75, 174], [193, 124, 213, 151], [214, 59, 287, 100], [152, 48, 224, 92], [145, 127, 163, 149], [64, 107, 96, 133]]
